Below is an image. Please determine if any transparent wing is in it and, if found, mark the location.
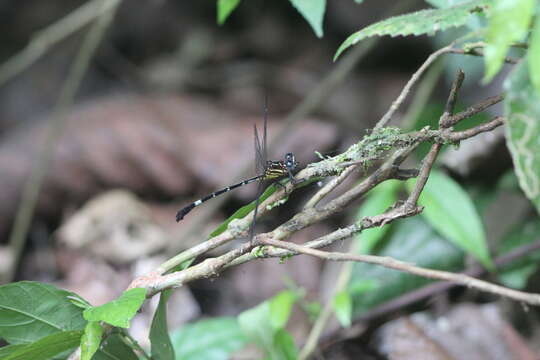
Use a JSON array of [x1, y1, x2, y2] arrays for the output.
[[263, 93, 268, 171], [250, 95, 269, 243], [254, 124, 265, 175]]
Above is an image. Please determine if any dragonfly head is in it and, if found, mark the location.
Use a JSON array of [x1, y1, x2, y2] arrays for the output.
[[285, 152, 298, 171]]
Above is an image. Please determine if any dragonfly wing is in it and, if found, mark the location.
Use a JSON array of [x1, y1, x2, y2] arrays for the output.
[[254, 123, 265, 174]]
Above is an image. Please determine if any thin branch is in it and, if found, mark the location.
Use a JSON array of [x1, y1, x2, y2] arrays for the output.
[[440, 69, 465, 127], [405, 143, 442, 208], [440, 94, 504, 128], [449, 47, 519, 64], [303, 165, 357, 209], [354, 238, 540, 323], [258, 238, 540, 306], [447, 116, 505, 141]]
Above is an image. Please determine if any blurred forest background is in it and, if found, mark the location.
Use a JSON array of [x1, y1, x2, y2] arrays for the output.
[[1, 0, 538, 359]]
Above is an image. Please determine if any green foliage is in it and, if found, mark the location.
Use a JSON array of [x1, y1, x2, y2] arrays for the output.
[[289, 0, 326, 38], [332, 291, 352, 328], [0, 345, 26, 358], [406, 169, 493, 269], [150, 290, 175, 360], [350, 217, 464, 315], [497, 219, 540, 289], [529, 16, 540, 95], [80, 322, 103, 360], [216, 0, 326, 37], [217, 0, 240, 24], [269, 291, 298, 329], [505, 59, 540, 215], [92, 333, 138, 360], [0, 281, 86, 345], [484, 0, 534, 82], [355, 180, 401, 253], [270, 330, 298, 360], [238, 290, 299, 360], [1, 330, 83, 360], [171, 317, 247, 360], [334, 0, 493, 60], [83, 288, 147, 328]]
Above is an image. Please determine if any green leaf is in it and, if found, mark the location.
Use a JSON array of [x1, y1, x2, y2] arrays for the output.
[[150, 290, 175, 360], [3, 330, 82, 360], [484, 0, 534, 82], [0, 281, 86, 344], [528, 16, 540, 99], [67, 294, 92, 310], [355, 180, 401, 253], [238, 302, 274, 353], [80, 321, 103, 360], [335, 0, 493, 60], [406, 170, 493, 269], [504, 60, 540, 215], [348, 279, 378, 296], [350, 217, 464, 315], [238, 291, 298, 359], [83, 288, 146, 328], [271, 329, 298, 360], [332, 291, 352, 328], [217, 0, 240, 25], [497, 220, 540, 289], [288, 0, 326, 38], [304, 301, 322, 321], [0, 344, 26, 358], [92, 333, 138, 360], [269, 291, 297, 330], [171, 317, 247, 360]]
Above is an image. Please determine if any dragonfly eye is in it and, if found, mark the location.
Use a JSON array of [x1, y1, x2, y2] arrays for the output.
[[285, 153, 297, 170]]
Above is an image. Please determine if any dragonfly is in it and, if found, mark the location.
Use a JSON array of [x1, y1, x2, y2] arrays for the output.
[[175, 101, 298, 224]]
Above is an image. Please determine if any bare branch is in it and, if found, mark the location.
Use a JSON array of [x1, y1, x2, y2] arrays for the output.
[[440, 94, 504, 128], [258, 238, 540, 306]]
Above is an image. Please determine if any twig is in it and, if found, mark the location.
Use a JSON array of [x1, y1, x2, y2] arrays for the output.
[[5, 0, 120, 283], [447, 116, 505, 141], [354, 238, 540, 323], [258, 238, 540, 306], [440, 94, 504, 128], [440, 69, 465, 127], [303, 166, 357, 209], [448, 47, 519, 64]]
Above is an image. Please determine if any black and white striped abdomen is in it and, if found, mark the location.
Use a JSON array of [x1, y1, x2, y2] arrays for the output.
[[175, 174, 263, 221]]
